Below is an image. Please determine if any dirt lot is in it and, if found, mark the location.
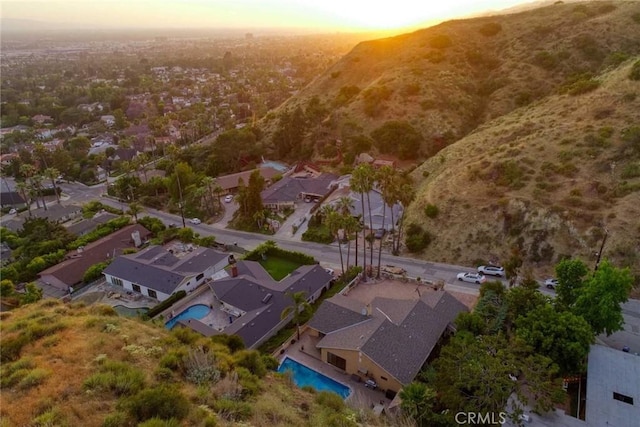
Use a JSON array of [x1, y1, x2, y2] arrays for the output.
[[345, 278, 478, 309]]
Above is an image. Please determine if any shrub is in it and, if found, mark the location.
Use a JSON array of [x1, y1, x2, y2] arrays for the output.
[[123, 386, 190, 422], [184, 347, 221, 385], [302, 225, 333, 244], [138, 418, 182, 427], [429, 34, 452, 49], [405, 224, 433, 253], [234, 350, 267, 378], [478, 22, 502, 37], [214, 398, 253, 422], [621, 163, 640, 179], [102, 412, 130, 427], [561, 73, 600, 95], [533, 51, 558, 70], [83, 360, 145, 396], [424, 204, 439, 218], [147, 290, 186, 318], [18, 368, 50, 390], [630, 60, 640, 81], [315, 391, 345, 412]]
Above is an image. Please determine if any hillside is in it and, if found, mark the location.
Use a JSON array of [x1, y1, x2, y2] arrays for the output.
[[261, 1, 640, 162], [406, 58, 640, 278], [0, 300, 390, 426], [257, 1, 640, 282]]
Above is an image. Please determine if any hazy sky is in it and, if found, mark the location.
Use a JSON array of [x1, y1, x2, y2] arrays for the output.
[[2, 0, 537, 31]]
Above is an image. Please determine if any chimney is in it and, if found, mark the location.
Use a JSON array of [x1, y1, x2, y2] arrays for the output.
[[131, 230, 141, 247], [231, 265, 238, 278]]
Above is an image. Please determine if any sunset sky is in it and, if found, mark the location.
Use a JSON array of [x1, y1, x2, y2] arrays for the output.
[[2, 0, 538, 32]]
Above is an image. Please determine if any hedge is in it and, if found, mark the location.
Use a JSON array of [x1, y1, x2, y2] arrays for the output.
[[148, 290, 187, 318], [244, 241, 316, 265]]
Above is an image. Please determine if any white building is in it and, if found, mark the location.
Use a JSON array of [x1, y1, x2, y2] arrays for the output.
[[103, 243, 228, 301]]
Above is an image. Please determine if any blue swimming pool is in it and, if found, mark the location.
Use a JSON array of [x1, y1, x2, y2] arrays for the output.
[[278, 357, 351, 398], [165, 304, 210, 329]]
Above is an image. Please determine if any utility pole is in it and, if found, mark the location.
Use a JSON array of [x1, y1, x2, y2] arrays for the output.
[[176, 171, 186, 228], [594, 228, 608, 271]]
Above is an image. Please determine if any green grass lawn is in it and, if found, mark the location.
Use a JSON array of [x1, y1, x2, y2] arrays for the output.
[[259, 256, 302, 281]]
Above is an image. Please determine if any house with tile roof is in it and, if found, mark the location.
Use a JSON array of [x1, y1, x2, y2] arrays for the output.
[[103, 243, 228, 301], [214, 167, 281, 195], [195, 260, 334, 349], [307, 291, 468, 393]]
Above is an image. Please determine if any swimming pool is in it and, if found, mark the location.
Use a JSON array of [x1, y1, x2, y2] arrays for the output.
[[278, 357, 351, 398], [260, 160, 289, 173], [165, 304, 210, 329]]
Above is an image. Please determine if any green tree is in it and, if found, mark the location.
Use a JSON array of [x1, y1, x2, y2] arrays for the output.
[[371, 120, 423, 160], [573, 260, 633, 336], [555, 258, 588, 307], [323, 205, 345, 275], [516, 304, 593, 375], [280, 291, 311, 341], [399, 382, 437, 427], [434, 332, 517, 416], [21, 282, 43, 304], [127, 202, 143, 222]]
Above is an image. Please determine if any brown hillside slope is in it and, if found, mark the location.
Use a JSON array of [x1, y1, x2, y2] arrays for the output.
[[406, 58, 639, 278], [262, 1, 640, 161]]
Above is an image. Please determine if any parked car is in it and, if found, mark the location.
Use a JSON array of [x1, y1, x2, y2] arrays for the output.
[[457, 272, 487, 284], [325, 268, 335, 277], [477, 265, 505, 277], [544, 278, 559, 290], [8, 208, 17, 215], [374, 228, 385, 239], [224, 195, 233, 203], [189, 218, 201, 225]]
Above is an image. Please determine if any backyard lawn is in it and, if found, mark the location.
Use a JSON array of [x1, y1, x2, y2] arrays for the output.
[[259, 256, 302, 281]]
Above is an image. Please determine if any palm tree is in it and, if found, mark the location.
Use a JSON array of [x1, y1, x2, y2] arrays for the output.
[[351, 164, 374, 277], [280, 291, 312, 341], [376, 166, 397, 278], [127, 202, 143, 222], [43, 167, 61, 204], [323, 205, 345, 275], [335, 196, 354, 268], [16, 181, 31, 217], [395, 183, 416, 255], [399, 381, 437, 426]]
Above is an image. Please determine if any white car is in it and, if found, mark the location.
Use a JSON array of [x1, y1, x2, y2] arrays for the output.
[[8, 208, 17, 215], [224, 195, 234, 203], [545, 278, 559, 290], [477, 265, 505, 277], [189, 218, 201, 225], [457, 272, 487, 284]]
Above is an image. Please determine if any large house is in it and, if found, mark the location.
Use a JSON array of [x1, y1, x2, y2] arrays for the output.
[[307, 291, 468, 394], [37, 224, 151, 298], [190, 260, 334, 349], [347, 188, 403, 231], [103, 243, 228, 301], [214, 167, 281, 195], [261, 172, 337, 211]]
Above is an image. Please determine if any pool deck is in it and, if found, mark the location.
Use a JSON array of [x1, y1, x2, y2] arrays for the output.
[[279, 334, 394, 412]]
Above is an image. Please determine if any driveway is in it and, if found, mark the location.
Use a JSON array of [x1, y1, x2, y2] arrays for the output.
[[273, 201, 314, 240]]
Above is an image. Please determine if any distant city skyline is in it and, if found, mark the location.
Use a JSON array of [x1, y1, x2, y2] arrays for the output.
[[2, 0, 538, 32]]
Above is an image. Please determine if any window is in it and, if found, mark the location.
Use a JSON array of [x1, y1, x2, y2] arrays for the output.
[[613, 392, 634, 405], [196, 273, 204, 281], [381, 376, 388, 381], [132, 284, 141, 293], [111, 277, 123, 287], [327, 352, 346, 371], [147, 289, 157, 299]]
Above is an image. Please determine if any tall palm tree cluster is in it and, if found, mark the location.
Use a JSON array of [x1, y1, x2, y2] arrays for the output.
[[15, 162, 62, 217], [323, 163, 415, 280]]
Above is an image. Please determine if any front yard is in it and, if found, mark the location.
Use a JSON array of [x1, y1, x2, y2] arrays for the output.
[[259, 256, 302, 281]]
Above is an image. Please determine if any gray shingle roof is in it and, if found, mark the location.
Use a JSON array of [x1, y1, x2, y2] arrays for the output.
[[208, 263, 332, 348], [103, 245, 227, 295], [315, 291, 468, 385], [308, 295, 370, 334], [261, 173, 337, 204]]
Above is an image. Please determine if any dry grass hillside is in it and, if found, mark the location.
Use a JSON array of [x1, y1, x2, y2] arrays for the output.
[[261, 1, 640, 161], [406, 59, 639, 280], [0, 300, 394, 427]]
